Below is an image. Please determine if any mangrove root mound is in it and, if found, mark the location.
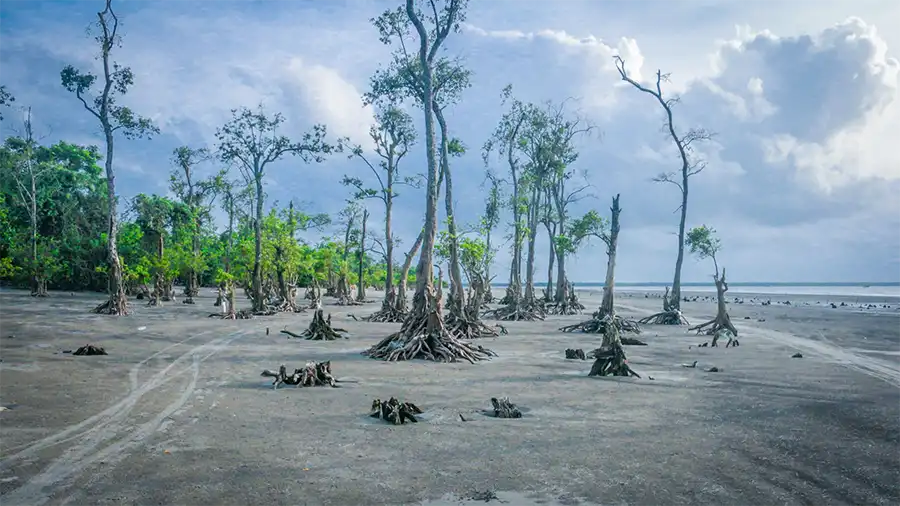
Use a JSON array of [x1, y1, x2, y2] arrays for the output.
[[588, 343, 641, 378], [483, 299, 546, 322], [559, 312, 642, 335], [638, 309, 689, 326], [365, 292, 409, 323], [490, 397, 523, 418], [565, 348, 586, 360], [369, 397, 423, 424], [260, 361, 337, 389], [73, 344, 108, 356], [363, 289, 496, 363], [292, 309, 347, 341], [445, 311, 499, 339]]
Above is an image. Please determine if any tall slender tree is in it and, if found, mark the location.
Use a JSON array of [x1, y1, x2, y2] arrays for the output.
[[215, 104, 334, 313], [60, 0, 158, 314], [341, 102, 419, 321], [614, 56, 713, 325], [364, 0, 494, 362]]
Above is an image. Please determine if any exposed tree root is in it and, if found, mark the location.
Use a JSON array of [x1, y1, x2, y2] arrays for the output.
[[260, 361, 337, 389], [483, 298, 545, 322], [638, 309, 689, 325], [587, 342, 640, 378], [690, 268, 739, 347], [363, 289, 496, 363], [565, 348, 586, 360], [545, 284, 585, 315], [365, 289, 409, 323], [290, 309, 347, 340], [559, 311, 642, 335], [92, 296, 129, 315], [369, 397, 423, 424], [182, 297, 196, 304], [444, 310, 500, 339], [73, 344, 107, 356], [490, 397, 522, 418]]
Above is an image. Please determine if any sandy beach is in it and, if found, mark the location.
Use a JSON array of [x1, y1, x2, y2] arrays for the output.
[[1, 288, 898, 505]]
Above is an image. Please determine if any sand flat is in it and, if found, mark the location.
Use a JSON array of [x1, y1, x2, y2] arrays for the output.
[[1, 289, 898, 506]]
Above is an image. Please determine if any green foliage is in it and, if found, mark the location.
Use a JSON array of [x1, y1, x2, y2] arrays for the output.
[[686, 225, 722, 261]]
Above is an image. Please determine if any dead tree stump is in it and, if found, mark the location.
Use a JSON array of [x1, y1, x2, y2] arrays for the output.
[[565, 348, 586, 360], [638, 287, 689, 325], [490, 397, 522, 418], [587, 342, 640, 378], [260, 361, 337, 389], [369, 397, 423, 424], [73, 344, 108, 356], [293, 309, 347, 340]]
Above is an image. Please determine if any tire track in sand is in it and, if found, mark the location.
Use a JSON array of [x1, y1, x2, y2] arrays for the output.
[[0, 329, 246, 505]]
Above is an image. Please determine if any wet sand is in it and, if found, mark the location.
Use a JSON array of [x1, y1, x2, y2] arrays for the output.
[[1, 288, 898, 505]]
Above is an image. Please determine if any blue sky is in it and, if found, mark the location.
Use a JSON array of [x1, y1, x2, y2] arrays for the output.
[[1, 0, 899, 283]]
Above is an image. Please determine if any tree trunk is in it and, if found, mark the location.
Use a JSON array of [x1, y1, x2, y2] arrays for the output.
[[434, 106, 465, 312], [669, 179, 688, 312], [555, 248, 566, 303], [95, 126, 128, 315], [396, 230, 423, 312], [543, 215, 555, 302], [357, 208, 368, 302], [384, 175, 394, 296], [484, 222, 493, 302], [30, 174, 46, 297], [600, 195, 621, 345], [252, 172, 264, 312], [523, 185, 539, 303], [412, 46, 439, 314]]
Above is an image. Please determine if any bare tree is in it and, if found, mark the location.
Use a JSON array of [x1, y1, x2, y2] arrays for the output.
[[215, 104, 334, 314], [60, 0, 159, 315], [6, 108, 51, 296], [480, 171, 502, 302], [614, 56, 713, 325], [364, 0, 494, 363]]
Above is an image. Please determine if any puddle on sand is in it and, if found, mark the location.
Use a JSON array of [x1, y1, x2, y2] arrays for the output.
[[421, 491, 598, 506]]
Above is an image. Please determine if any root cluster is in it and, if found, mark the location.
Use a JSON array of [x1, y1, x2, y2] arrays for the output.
[[365, 290, 408, 323], [92, 297, 129, 315], [587, 343, 641, 378], [285, 309, 347, 340], [444, 310, 499, 339], [559, 311, 642, 335], [483, 298, 545, 322], [490, 397, 522, 418], [260, 361, 337, 389], [370, 397, 423, 424], [638, 309, 689, 325], [363, 290, 496, 363], [73, 344, 108, 356]]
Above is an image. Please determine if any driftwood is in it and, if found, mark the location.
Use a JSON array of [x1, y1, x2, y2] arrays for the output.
[[288, 309, 347, 340], [73, 344, 107, 356], [490, 397, 522, 418], [587, 343, 640, 378], [363, 288, 496, 363], [369, 397, 423, 424], [260, 361, 337, 389], [565, 348, 586, 360]]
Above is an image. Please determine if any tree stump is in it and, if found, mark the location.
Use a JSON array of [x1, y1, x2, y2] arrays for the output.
[[587, 342, 641, 378], [73, 344, 108, 356], [289, 309, 347, 340], [490, 397, 522, 418], [565, 348, 586, 360], [260, 361, 337, 389], [369, 397, 423, 424]]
